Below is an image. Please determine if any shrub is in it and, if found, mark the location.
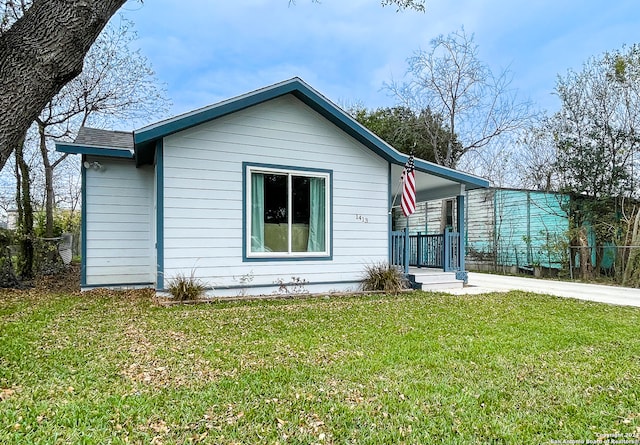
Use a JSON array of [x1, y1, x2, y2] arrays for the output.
[[360, 262, 408, 293], [167, 271, 206, 301], [34, 210, 81, 238]]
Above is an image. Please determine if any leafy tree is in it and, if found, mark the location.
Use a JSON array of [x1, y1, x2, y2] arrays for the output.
[[540, 44, 640, 281], [351, 106, 460, 162], [0, 0, 426, 171], [387, 27, 532, 168], [553, 44, 640, 200]]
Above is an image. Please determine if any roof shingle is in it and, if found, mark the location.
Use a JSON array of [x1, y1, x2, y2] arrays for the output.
[[74, 127, 134, 150]]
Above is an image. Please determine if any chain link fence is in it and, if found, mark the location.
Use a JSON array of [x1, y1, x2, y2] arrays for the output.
[[0, 231, 78, 287], [567, 245, 640, 286]]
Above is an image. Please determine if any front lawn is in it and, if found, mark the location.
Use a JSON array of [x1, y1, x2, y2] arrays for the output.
[[1, 289, 639, 444]]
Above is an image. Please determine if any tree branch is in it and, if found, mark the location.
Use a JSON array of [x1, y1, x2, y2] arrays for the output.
[[0, 0, 126, 170]]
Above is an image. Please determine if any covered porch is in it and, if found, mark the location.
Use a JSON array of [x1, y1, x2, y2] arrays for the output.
[[392, 229, 465, 288], [388, 160, 488, 288]]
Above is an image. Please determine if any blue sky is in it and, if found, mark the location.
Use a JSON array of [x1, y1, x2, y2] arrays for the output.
[[123, 0, 639, 120]]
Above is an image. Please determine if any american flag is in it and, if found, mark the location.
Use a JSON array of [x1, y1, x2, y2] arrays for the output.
[[401, 155, 416, 217]]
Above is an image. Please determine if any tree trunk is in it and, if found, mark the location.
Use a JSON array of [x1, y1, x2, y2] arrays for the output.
[[577, 226, 594, 280], [37, 121, 55, 237], [15, 140, 35, 280], [0, 0, 126, 170], [14, 146, 23, 235], [622, 208, 640, 287]]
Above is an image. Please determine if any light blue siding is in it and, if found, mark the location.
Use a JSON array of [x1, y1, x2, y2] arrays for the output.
[[84, 157, 155, 286], [161, 94, 389, 295]]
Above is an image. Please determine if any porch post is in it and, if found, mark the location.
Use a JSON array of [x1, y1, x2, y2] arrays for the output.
[[443, 227, 450, 272], [403, 226, 409, 274], [457, 189, 467, 283], [416, 232, 422, 268]]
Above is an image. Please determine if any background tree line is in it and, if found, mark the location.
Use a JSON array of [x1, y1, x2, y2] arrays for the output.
[[351, 30, 639, 285], [519, 43, 640, 285]]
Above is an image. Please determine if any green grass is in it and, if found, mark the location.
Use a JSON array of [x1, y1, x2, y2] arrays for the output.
[[1, 289, 640, 444]]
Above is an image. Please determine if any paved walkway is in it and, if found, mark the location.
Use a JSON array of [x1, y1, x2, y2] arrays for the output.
[[443, 272, 640, 307]]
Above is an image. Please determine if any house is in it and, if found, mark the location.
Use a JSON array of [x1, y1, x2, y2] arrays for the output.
[[56, 78, 489, 296], [394, 187, 571, 274], [5, 209, 18, 230]]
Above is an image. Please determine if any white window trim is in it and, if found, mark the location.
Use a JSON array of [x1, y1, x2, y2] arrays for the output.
[[246, 165, 331, 259]]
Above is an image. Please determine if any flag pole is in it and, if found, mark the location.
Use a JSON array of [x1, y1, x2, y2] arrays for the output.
[[389, 149, 415, 214], [405, 151, 416, 229], [389, 174, 404, 214], [398, 151, 416, 275]]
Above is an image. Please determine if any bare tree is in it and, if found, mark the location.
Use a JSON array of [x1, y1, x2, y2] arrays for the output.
[[553, 44, 640, 200], [290, 0, 425, 11], [515, 118, 560, 191], [388, 27, 533, 169], [0, 0, 29, 32], [2, 14, 168, 281], [457, 136, 517, 187], [33, 17, 170, 236]]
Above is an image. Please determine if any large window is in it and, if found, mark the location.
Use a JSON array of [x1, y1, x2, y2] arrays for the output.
[[246, 165, 330, 258]]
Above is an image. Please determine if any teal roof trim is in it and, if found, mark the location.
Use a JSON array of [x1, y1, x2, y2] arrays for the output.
[[133, 77, 489, 189], [56, 142, 134, 159], [413, 158, 488, 189], [134, 81, 303, 145]]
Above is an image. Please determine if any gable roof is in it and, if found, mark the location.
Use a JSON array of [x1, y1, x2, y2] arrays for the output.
[[134, 77, 489, 189], [55, 77, 488, 190]]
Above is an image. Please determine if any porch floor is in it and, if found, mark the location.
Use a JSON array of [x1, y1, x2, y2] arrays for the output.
[[409, 267, 463, 290]]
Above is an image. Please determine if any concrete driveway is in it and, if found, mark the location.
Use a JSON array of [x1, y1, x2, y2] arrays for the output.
[[444, 272, 640, 308]]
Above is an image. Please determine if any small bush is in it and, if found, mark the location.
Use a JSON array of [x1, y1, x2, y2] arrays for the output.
[[361, 262, 408, 293], [167, 271, 206, 301]]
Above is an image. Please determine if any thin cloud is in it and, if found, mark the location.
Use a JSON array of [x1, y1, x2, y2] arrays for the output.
[[124, 0, 639, 121]]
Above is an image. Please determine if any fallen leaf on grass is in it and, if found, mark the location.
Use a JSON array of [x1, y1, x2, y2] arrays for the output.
[[0, 387, 15, 400], [191, 432, 208, 443]]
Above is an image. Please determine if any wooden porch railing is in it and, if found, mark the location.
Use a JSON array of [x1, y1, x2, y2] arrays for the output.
[[391, 229, 462, 273], [391, 228, 409, 274]]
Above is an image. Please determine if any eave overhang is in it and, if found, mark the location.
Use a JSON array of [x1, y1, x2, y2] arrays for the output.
[[55, 142, 134, 159], [132, 77, 489, 189]]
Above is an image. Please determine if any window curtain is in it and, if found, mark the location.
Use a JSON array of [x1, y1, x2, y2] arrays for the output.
[[307, 177, 326, 252], [251, 173, 265, 252]]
